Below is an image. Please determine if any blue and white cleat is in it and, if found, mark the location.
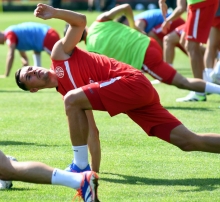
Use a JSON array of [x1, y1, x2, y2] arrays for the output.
[[73, 171, 100, 202], [65, 163, 91, 173]]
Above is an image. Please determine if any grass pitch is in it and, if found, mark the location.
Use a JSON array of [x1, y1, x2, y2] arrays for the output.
[[1, 11, 220, 202]]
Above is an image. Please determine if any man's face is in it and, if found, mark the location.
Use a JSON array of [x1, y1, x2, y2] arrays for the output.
[[19, 66, 50, 92]]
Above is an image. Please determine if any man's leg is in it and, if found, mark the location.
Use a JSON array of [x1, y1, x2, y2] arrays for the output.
[[65, 110, 100, 173], [203, 27, 220, 81], [170, 125, 220, 153], [180, 1, 218, 101], [179, 40, 207, 101], [185, 40, 204, 79], [64, 88, 93, 171], [0, 150, 99, 201], [143, 44, 220, 101], [0, 150, 78, 185], [0, 150, 52, 183], [143, 38, 220, 100], [171, 72, 220, 102], [171, 72, 206, 92], [86, 110, 101, 173], [64, 87, 92, 146], [204, 27, 220, 69], [163, 31, 180, 65]]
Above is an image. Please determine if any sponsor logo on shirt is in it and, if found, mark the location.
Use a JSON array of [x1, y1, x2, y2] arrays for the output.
[[55, 66, 64, 78]]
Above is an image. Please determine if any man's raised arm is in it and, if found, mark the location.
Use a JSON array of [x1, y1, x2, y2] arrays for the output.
[[34, 3, 86, 57], [158, 0, 168, 19], [97, 4, 136, 29]]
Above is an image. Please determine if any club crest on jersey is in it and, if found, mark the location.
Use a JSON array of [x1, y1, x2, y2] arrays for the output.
[[55, 66, 64, 78]]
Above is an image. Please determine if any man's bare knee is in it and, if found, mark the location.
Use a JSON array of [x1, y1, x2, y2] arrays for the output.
[[163, 35, 173, 45], [64, 90, 78, 105], [64, 89, 91, 114], [185, 41, 201, 55], [64, 95, 76, 116]]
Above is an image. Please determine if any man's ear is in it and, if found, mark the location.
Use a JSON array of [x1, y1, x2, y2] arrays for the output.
[[30, 88, 39, 93]]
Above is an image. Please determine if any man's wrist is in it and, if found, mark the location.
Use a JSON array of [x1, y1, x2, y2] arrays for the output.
[[50, 7, 59, 19], [164, 19, 170, 24]]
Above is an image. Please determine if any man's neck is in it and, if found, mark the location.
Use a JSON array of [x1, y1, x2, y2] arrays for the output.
[[48, 70, 58, 88]]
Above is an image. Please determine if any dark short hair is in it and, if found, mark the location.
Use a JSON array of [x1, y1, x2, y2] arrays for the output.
[[15, 68, 28, 91], [116, 15, 127, 24]]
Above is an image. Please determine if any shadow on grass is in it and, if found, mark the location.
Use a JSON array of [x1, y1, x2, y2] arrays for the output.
[[0, 187, 36, 191], [0, 141, 35, 146], [0, 90, 25, 93], [101, 172, 220, 192], [164, 106, 211, 111], [0, 90, 56, 93], [0, 141, 65, 147]]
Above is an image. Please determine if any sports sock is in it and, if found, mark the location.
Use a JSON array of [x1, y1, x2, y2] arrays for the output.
[[51, 168, 82, 189], [32, 53, 41, 66], [72, 145, 89, 169], [203, 68, 213, 82], [205, 82, 220, 94]]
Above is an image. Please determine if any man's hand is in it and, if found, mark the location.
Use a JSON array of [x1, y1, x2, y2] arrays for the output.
[[161, 20, 171, 34], [34, 3, 57, 20]]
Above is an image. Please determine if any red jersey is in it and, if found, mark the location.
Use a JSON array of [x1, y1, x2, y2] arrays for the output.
[[51, 47, 141, 96], [51, 46, 181, 142]]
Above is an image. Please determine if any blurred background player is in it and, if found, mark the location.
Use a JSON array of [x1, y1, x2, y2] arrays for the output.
[[160, 0, 186, 34], [161, 0, 188, 65], [132, 8, 173, 37], [117, 7, 187, 68], [159, 0, 219, 101], [148, 14, 185, 49], [163, 23, 206, 66], [64, 4, 220, 102], [0, 22, 60, 78], [118, 8, 185, 48], [163, 23, 187, 65]]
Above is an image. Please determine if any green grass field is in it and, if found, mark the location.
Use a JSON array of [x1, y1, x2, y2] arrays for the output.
[[1, 10, 220, 202]]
